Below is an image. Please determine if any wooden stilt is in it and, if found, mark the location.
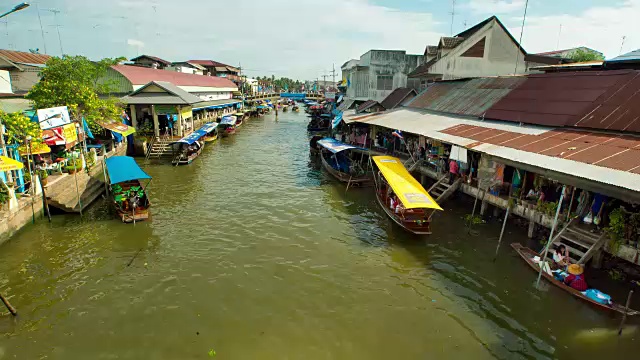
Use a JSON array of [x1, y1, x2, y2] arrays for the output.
[[0, 292, 17, 316], [618, 290, 634, 336], [494, 206, 511, 261]]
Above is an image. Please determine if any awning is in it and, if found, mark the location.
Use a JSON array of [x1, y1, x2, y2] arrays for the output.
[[19, 142, 51, 155], [0, 155, 23, 171], [96, 119, 136, 136], [219, 116, 236, 125], [105, 156, 151, 184], [373, 155, 442, 210], [331, 113, 343, 129], [317, 138, 365, 153], [173, 122, 218, 145], [43, 124, 78, 147], [192, 99, 241, 111]]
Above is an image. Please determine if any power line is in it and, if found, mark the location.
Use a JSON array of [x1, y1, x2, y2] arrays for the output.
[[35, 3, 47, 54], [44, 8, 63, 55]]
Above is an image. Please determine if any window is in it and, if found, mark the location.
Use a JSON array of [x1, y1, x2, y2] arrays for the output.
[[376, 75, 393, 91]]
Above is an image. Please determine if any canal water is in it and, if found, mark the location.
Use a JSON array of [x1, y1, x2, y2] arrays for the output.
[[0, 111, 637, 359]]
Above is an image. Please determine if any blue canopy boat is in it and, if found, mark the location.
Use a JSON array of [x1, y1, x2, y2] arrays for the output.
[[316, 138, 372, 186], [219, 116, 237, 137], [105, 156, 152, 223], [171, 122, 217, 165]]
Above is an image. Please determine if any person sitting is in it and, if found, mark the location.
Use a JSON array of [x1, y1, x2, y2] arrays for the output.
[[389, 194, 396, 210], [553, 245, 570, 267], [564, 264, 588, 291]]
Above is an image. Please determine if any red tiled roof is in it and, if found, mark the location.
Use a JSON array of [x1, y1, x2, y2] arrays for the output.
[[111, 65, 238, 89], [0, 49, 50, 64], [440, 124, 640, 174]]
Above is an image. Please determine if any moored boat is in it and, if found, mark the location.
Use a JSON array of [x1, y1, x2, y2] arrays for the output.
[[104, 156, 152, 223], [170, 122, 217, 165], [371, 156, 442, 234], [317, 138, 372, 185], [511, 243, 640, 316], [203, 121, 220, 143], [219, 115, 237, 137]]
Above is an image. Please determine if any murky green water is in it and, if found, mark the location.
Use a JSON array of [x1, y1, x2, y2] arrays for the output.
[[0, 111, 637, 359]]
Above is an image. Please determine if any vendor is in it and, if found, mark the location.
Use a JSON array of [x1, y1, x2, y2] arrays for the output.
[[564, 264, 588, 291], [553, 245, 570, 267]]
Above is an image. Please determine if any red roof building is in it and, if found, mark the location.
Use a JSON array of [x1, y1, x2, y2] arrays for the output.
[[109, 65, 238, 93]]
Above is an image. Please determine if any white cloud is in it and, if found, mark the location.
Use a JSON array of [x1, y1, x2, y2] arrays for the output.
[[23, 0, 442, 80], [465, 0, 526, 14], [511, 0, 640, 58]]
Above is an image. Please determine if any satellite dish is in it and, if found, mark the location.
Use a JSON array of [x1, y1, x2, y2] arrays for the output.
[[28, 48, 40, 54]]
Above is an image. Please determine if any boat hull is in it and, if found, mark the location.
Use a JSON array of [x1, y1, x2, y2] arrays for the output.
[[172, 144, 203, 165], [320, 151, 371, 185], [375, 190, 432, 235], [511, 243, 639, 316]]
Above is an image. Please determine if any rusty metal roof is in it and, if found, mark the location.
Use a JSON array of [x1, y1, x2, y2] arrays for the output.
[[407, 77, 524, 116], [356, 100, 382, 113], [380, 88, 416, 110], [0, 49, 50, 65], [440, 124, 640, 174], [484, 70, 638, 129]]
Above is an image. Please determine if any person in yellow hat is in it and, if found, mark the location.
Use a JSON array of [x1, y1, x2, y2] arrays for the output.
[[564, 264, 588, 291]]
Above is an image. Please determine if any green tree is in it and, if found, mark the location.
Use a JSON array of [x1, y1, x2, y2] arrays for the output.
[[568, 49, 605, 62], [26, 55, 126, 133], [0, 111, 43, 145]]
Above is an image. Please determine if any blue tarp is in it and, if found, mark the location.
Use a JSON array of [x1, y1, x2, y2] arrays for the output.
[[192, 100, 241, 111], [173, 122, 218, 145], [220, 116, 236, 125], [332, 112, 343, 129], [337, 95, 343, 103], [105, 156, 152, 185], [317, 138, 365, 154]]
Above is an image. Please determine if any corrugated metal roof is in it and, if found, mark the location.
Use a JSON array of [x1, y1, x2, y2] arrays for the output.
[[356, 100, 382, 113], [484, 70, 636, 128], [380, 88, 416, 110], [0, 49, 50, 65], [351, 108, 640, 194], [121, 81, 204, 105], [407, 77, 524, 116], [130, 55, 171, 66], [606, 49, 640, 63], [111, 65, 238, 89]]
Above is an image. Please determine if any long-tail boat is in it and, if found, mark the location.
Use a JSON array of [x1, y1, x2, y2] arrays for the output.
[[317, 138, 371, 186], [371, 156, 442, 234], [105, 156, 152, 223]]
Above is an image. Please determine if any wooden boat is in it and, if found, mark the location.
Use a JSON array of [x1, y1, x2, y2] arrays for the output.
[[104, 156, 152, 223], [172, 141, 204, 165], [511, 243, 640, 316], [371, 156, 442, 235], [170, 122, 215, 164], [219, 115, 237, 137], [317, 138, 371, 185], [203, 121, 220, 143]]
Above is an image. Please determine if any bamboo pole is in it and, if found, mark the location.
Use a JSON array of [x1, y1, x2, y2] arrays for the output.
[[38, 174, 51, 223], [0, 292, 17, 316], [618, 290, 634, 336], [536, 185, 566, 288], [494, 205, 511, 261]]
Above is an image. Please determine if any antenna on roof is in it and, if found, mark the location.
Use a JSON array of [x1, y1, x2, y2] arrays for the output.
[[513, 0, 529, 75], [449, 0, 456, 36], [556, 24, 562, 50], [619, 36, 627, 55]]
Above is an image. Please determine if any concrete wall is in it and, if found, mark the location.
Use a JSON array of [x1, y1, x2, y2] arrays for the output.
[[342, 50, 423, 102], [0, 196, 44, 247], [430, 19, 529, 80], [8, 67, 42, 94], [0, 70, 12, 93]]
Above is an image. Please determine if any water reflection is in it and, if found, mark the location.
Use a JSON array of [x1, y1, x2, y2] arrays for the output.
[[0, 111, 636, 359]]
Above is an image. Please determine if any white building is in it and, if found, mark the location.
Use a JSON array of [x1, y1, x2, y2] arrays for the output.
[[341, 50, 423, 103], [166, 62, 206, 75], [408, 16, 563, 89]]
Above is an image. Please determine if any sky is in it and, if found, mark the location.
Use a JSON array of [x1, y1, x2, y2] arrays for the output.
[[2, 0, 639, 81]]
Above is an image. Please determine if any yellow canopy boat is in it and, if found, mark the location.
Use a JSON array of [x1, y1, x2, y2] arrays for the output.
[[371, 156, 442, 234]]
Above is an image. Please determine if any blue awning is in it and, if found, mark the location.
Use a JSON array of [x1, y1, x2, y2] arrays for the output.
[[105, 156, 152, 184], [332, 112, 343, 129], [192, 100, 241, 111], [219, 116, 236, 125], [173, 122, 218, 145], [317, 138, 365, 153]]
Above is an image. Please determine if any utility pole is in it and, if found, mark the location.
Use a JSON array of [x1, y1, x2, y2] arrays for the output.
[[46, 9, 64, 55], [35, 3, 47, 54], [620, 36, 627, 55], [331, 64, 337, 89]]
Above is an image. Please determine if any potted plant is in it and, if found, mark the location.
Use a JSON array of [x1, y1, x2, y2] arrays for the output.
[[38, 169, 49, 186], [65, 158, 83, 174]]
